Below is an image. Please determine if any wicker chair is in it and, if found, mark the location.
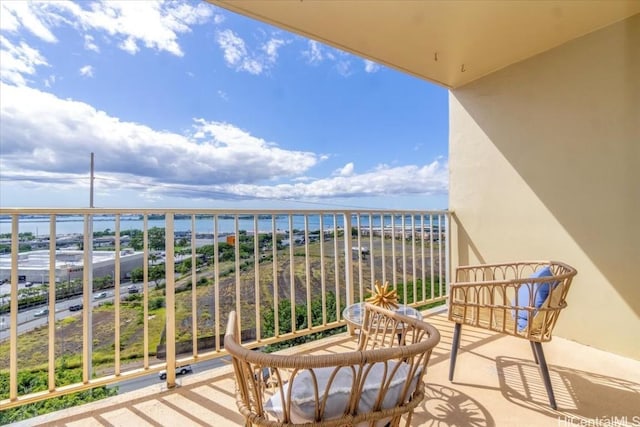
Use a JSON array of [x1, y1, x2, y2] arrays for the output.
[[224, 303, 441, 426], [448, 260, 577, 409]]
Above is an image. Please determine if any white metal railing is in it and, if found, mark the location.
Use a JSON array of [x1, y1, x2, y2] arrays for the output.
[[0, 208, 450, 410]]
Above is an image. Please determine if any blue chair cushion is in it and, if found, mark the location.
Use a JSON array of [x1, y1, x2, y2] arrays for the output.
[[515, 265, 554, 330]]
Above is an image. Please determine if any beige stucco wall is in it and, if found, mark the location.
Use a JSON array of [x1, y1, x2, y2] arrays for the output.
[[449, 15, 639, 359]]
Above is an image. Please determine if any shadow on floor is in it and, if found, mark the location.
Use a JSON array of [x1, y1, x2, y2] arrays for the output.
[[496, 356, 640, 421], [413, 382, 495, 427]]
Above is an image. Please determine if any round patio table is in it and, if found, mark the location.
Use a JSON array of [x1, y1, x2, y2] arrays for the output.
[[342, 301, 423, 335]]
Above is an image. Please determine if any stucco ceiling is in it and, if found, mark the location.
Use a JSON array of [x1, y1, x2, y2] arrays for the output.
[[206, 1, 640, 89]]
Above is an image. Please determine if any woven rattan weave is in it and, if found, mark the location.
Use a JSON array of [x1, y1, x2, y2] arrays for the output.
[[225, 303, 441, 426]]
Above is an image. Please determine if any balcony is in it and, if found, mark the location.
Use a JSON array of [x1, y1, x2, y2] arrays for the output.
[[9, 311, 640, 426], [2, 208, 639, 426]]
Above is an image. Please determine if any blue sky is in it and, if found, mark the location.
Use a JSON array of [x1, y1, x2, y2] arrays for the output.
[[0, 0, 449, 210]]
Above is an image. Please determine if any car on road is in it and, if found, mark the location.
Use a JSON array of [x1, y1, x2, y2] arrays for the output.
[[69, 303, 83, 311], [158, 365, 192, 380], [33, 308, 49, 317], [94, 291, 108, 300], [128, 285, 139, 294]]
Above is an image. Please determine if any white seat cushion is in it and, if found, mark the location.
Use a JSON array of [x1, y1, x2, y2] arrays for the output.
[[264, 360, 420, 424]]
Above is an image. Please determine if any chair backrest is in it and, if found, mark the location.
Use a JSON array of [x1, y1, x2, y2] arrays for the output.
[[448, 261, 577, 341], [224, 304, 440, 426]]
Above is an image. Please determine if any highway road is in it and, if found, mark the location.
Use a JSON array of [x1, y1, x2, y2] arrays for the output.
[[0, 282, 140, 341], [111, 356, 231, 394]]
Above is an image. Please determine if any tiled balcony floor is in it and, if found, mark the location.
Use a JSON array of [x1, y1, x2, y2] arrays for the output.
[[13, 311, 640, 427]]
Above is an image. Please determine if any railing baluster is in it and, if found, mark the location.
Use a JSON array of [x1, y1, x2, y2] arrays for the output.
[[191, 214, 198, 358], [114, 215, 121, 376], [254, 215, 261, 341], [420, 214, 426, 302], [391, 214, 397, 294], [288, 215, 295, 333], [438, 213, 444, 298], [355, 213, 364, 302], [82, 215, 92, 383], [304, 214, 312, 329], [214, 214, 221, 352], [234, 215, 241, 336], [319, 214, 326, 326], [368, 213, 374, 288], [48, 215, 56, 391], [143, 215, 149, 369], [9, 215, 18, 401], [344, 212, 353, 307], [165, 213, 176, 386], [271, 215, 279, 338], [143, 225, 150, 370], [333, 213, 340, 321], [380, 213, 386, 285]]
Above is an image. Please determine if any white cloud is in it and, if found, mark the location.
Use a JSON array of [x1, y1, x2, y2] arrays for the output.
[[1, 1, 214, 57], [0, 36, 48, 86], [302, 39, 369, 77], [262, 38, 286, 62], [303, 40, 324, 65], [216, 29, 285, 75], [0, 1, 217, 94], [191, 119, 317, 177], [76, 1, 213, 56], [335, 60, 353, 77], [119, 36, 139, 55], [0, 83, 318, 192], [221, 161, 448, 200], [0, 2, 20, 33], [0, 1, 220, 125], [43, 74, 56, 88], [335, 163, 355, 177], [217, 29, 247, 67], [0, 1, 57, 43], [364, 60, 380, 73], [79, 65, 94, 77], [84, 34, 99, 52]]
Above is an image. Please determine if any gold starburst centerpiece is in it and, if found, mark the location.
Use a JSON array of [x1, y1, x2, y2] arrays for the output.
[[366, 280, 399, 310]]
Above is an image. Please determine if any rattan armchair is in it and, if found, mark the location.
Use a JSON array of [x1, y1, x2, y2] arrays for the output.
[[224, 303, 441, 426], [448, 260, 577, 409]]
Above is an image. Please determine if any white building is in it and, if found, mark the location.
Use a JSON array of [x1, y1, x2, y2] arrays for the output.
[[0, 250, 144, 284]]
